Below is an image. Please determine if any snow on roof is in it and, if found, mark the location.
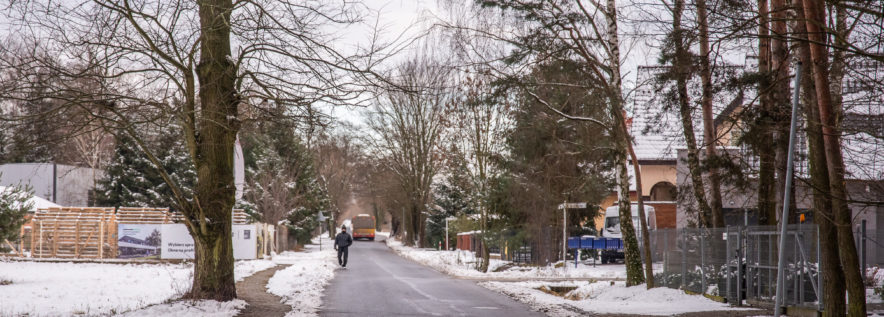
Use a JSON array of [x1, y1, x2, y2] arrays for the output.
[[630, 65, 743, 161], [842, 132, 884, 181], [0, 186, 60, 211], [630, 58, 883, 181]]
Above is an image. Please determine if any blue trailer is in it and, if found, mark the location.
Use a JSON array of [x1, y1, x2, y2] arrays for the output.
[[567, 235, 624, 265]]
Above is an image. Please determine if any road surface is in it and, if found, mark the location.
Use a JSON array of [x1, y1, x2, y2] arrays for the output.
[[320, 236, 544, 317]]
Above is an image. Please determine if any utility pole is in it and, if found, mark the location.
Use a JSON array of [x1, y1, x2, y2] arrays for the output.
[[774, 63, 801, 317]]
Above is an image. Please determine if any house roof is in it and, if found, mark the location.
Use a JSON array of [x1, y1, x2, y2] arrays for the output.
[[630, 58, 883, 181], [0, 186, 61, 211]]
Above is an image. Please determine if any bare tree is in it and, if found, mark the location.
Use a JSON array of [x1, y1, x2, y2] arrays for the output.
[[368, 54, 449, 247], [1, 0, 391, 300], [313, 124, 368, 223], [445, 72, 511, 272]]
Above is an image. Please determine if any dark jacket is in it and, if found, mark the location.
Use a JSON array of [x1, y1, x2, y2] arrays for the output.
[[334, 232, 352, 249]]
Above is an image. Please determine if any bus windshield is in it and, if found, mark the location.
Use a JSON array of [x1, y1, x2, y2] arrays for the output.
[[352, 216, 374, 229]]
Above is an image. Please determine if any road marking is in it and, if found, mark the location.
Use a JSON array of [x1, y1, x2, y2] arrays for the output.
[[472, 306, 500, 310]]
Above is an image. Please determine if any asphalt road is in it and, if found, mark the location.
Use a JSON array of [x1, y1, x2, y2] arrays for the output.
[[320, 236, 544, 317]]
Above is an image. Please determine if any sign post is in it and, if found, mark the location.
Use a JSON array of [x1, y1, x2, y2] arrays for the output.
[[318, 212, 328, 251], [445, 216, 457, 251], [557, 202, 587, 269]]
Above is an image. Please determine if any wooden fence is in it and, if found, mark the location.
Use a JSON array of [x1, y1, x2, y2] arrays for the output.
[[17, 207, 251, 259]]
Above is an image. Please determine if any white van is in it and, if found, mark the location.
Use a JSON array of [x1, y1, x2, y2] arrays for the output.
[[599, 204, 656, 264]]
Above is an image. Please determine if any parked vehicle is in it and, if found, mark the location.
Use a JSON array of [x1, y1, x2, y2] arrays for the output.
[[599, 204, 656, 264]]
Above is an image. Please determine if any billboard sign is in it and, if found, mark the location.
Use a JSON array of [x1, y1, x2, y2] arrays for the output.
[[160, 224, 257, 259], [117, 224, 162, 259]]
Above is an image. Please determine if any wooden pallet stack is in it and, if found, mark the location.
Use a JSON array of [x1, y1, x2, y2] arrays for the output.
[[168, 209, 251, 225], [30, 207, 115, 259]]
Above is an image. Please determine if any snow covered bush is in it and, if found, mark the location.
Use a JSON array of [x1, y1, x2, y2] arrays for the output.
[[94, 132, 195, 209]]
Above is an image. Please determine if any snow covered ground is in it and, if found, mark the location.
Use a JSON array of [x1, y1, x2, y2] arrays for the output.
[[0, 234, 341, 317], [0, 259, 275, 316], [266, 235, 338, 317], [480, 280, 750, 316], [386, 236, 650, 280], [386, 236, 751, 316]]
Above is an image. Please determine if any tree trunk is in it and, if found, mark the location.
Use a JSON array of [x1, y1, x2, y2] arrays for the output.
[[606, 0, 644, 287], [801, 0, 866, 314], [404, 206, 415, 246], [191, 229, 236, 300], [418, 205, 427, 248], [803, 58, 847, 317], [696, 0, 725, 228], [673, 0, 714, 227], [770, 0, 795, 225], [615, 139, 645, 286], [627, 135, 654, 288], [478, 204, 490, 272], [756, 0, 777, 226], [792, 4, 847, 315], [186, 0, 239, 301]]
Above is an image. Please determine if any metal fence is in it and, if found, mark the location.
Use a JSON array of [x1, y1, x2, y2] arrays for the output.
[[855, 223, 884, 270], [650, 228, 728, 296], [650, 225, 822, 310]]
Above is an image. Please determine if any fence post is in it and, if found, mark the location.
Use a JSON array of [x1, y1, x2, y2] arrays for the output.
[[700, 232, 706, 294], [726, 227, 731, 301], [737, 229, 743, 306], [681, 228, 687, 290], [862, 220, 867, 273], [817, 227, 823, 312]]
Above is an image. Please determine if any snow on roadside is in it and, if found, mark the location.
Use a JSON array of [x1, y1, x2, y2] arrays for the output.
[[234, 259, 276, 282], [117, 299, 247, 317], [480, 280, 749, 316], [386, 236, 639, 280], [0, 259, 273, 316], [266, 235, 338, 317], [865, 266, 884, 304]]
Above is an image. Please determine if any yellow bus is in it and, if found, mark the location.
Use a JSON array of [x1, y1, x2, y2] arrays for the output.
[[351, 214, 376, 241]]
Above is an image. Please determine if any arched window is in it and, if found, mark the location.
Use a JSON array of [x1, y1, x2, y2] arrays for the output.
[[650, 182, 677, 201]]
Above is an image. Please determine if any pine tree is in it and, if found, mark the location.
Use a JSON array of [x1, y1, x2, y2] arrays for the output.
[[95, 133, 194, 209], [0, 184, 32, 252], [240, 119, 328, 245]]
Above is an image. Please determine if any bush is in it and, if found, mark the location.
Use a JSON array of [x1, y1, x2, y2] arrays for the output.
[[0, 184, 32, 253]]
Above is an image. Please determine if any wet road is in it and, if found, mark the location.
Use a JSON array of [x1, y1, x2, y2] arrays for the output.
[[320, 236, 544, 317]]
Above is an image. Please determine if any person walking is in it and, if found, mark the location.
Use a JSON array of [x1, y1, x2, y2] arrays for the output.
[[334, 225, 353, 267]]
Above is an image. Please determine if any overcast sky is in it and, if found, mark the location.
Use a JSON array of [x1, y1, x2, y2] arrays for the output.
[[0, 0, 750, 126]]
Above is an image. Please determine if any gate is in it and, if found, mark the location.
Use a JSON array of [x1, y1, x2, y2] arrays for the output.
[[723, 225, 822, 310]]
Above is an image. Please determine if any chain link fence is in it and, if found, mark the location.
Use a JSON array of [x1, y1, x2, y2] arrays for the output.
[[650, 225, 822, 310]]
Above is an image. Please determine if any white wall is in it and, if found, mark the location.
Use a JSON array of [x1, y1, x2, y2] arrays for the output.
[[0, 163, 103, 206]]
